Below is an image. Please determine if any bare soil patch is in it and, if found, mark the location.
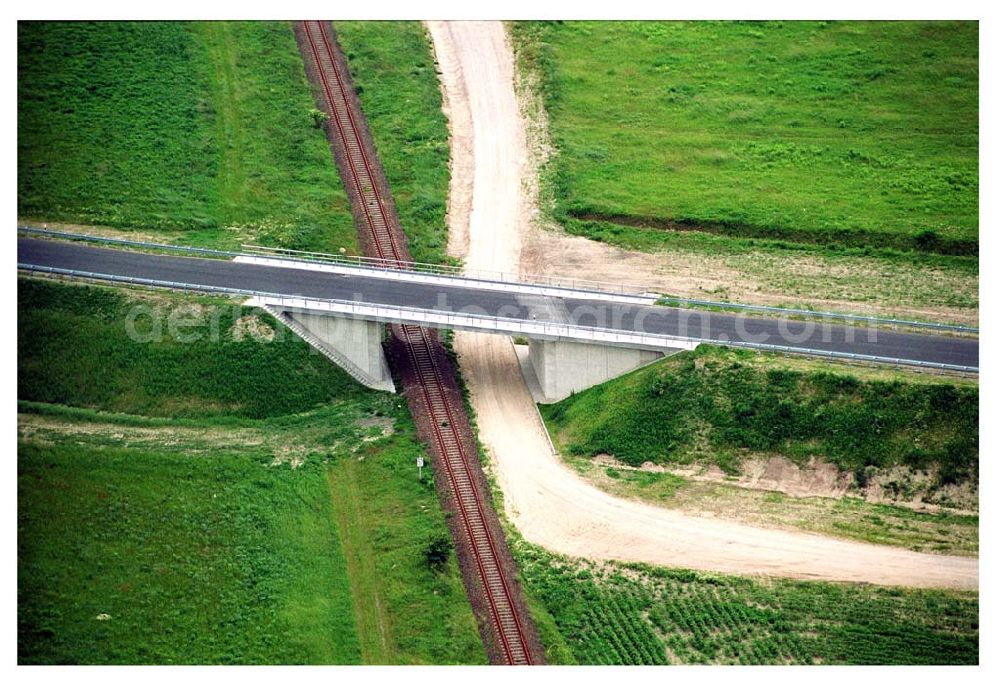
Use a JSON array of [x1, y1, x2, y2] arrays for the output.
[[231, 314, 275, 342], [428, 20, 977, 589], [593, 452, 978, 515]]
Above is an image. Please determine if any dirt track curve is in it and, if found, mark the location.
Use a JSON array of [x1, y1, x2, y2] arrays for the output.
[[426, 20, 978, 591]]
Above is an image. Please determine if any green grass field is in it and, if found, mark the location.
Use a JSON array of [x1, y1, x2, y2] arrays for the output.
[[514, 21, 978, 255], [541, 346, 978, 491], [18, 21, 357, 252], [18, 23, 478, 663], [516, 544, 978, 665], [335, 22, 452, 265], [17, 279, 485, 664], [19, 412, 361, 664], [17, 278, 370, 419]]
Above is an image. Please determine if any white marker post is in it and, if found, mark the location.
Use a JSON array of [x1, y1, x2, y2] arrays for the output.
[[417, 456, 424, 481]]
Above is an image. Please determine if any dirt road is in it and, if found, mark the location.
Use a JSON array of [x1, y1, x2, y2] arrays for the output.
[[425, 20, 978, 590]]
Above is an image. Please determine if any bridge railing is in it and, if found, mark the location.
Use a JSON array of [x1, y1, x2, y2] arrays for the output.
[[18, 262, 979, 374], [239, 243, 650, 294], [19, 226, 977, 333], [238, 247, 978, 334], [17, 226, 657, 306]]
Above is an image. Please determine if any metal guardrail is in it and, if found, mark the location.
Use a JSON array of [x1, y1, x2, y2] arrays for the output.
[[233, 254, 655, 306], [17, 226, 654, 304], [240, 243, 646, 294], [18, 262, 979, 374], [240, 245, 979, 334], [18, 226, 979, 333], [656, 296, 978, 333], [18, 226, 242, 259], [19, 226, 979, 332]]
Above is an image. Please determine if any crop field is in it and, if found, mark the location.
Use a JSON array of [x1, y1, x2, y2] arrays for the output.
[[541, 346, 978, 493], [516, 544, 979, 665], [18, 21, 357, 252], [514, 21, 978, 256], [17, 278, 485, 664], [335, 22, 452, 265]]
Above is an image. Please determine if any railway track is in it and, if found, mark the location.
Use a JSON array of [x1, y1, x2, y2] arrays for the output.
[[297, 20, 538, 665], [396, 322, 532, 664], [300, 20, 405, 266]]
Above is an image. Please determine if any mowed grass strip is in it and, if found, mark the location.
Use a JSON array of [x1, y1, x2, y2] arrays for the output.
[[325, 443, 486, 664], [17, 280, 486, 664], [18, 21, 357, 252], [334, 21, 452, 265], [515, 21, 978, 254]]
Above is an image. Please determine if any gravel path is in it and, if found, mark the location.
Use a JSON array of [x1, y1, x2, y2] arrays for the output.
[[426, 20, 978, 590]]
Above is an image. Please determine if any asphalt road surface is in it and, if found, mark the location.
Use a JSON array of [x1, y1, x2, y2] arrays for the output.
[[18, 237, 978, 369]]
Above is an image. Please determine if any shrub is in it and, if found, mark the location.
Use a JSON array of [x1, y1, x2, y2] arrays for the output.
[[424, 535, 452, 573], [309, 107, 330, 128]]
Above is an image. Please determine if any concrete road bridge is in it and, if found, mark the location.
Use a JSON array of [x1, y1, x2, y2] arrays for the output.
[[18, 233, 978, 401]]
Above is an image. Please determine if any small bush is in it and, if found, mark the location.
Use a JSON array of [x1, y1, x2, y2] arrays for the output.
[[424, 535, 452, 573], [309, 107, 329, 128], [915, 230, 941, 252]]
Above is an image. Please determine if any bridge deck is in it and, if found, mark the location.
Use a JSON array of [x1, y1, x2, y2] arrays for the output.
[[17, 237, 978, 371]]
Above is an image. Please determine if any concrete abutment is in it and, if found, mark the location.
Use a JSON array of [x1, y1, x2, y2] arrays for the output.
[[255, 301, 395, 393], [252, 299, 697, 400], [527, 338, 672, 403]]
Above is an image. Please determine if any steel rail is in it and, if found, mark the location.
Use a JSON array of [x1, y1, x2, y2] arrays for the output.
[[298, 21, 535, 663], [301, 21, 389, 259], [655, 296, 977, 334], [302, 21, 405, 265], [397, 323, 530, 664]]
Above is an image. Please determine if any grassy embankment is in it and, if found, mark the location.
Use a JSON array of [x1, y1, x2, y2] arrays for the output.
[[18, 278, 485, 664], [18, 21, 357, 253], [538, 346, 978, 554], [335, 21, 452, 266], [17, 20, 485, 664], [512, 21, 978, 318], [515, 543, 978, 665]]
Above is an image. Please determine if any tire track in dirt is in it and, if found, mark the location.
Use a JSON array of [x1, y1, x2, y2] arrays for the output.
[[426, 19, 978, 591]]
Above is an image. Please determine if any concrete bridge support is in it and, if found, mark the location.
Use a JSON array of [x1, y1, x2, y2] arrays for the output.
[[258, 302, 396, 393], [527, 339, 683, 403]]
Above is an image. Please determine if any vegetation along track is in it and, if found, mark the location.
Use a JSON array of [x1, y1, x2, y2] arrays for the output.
[[295, 20, 543, 664]]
